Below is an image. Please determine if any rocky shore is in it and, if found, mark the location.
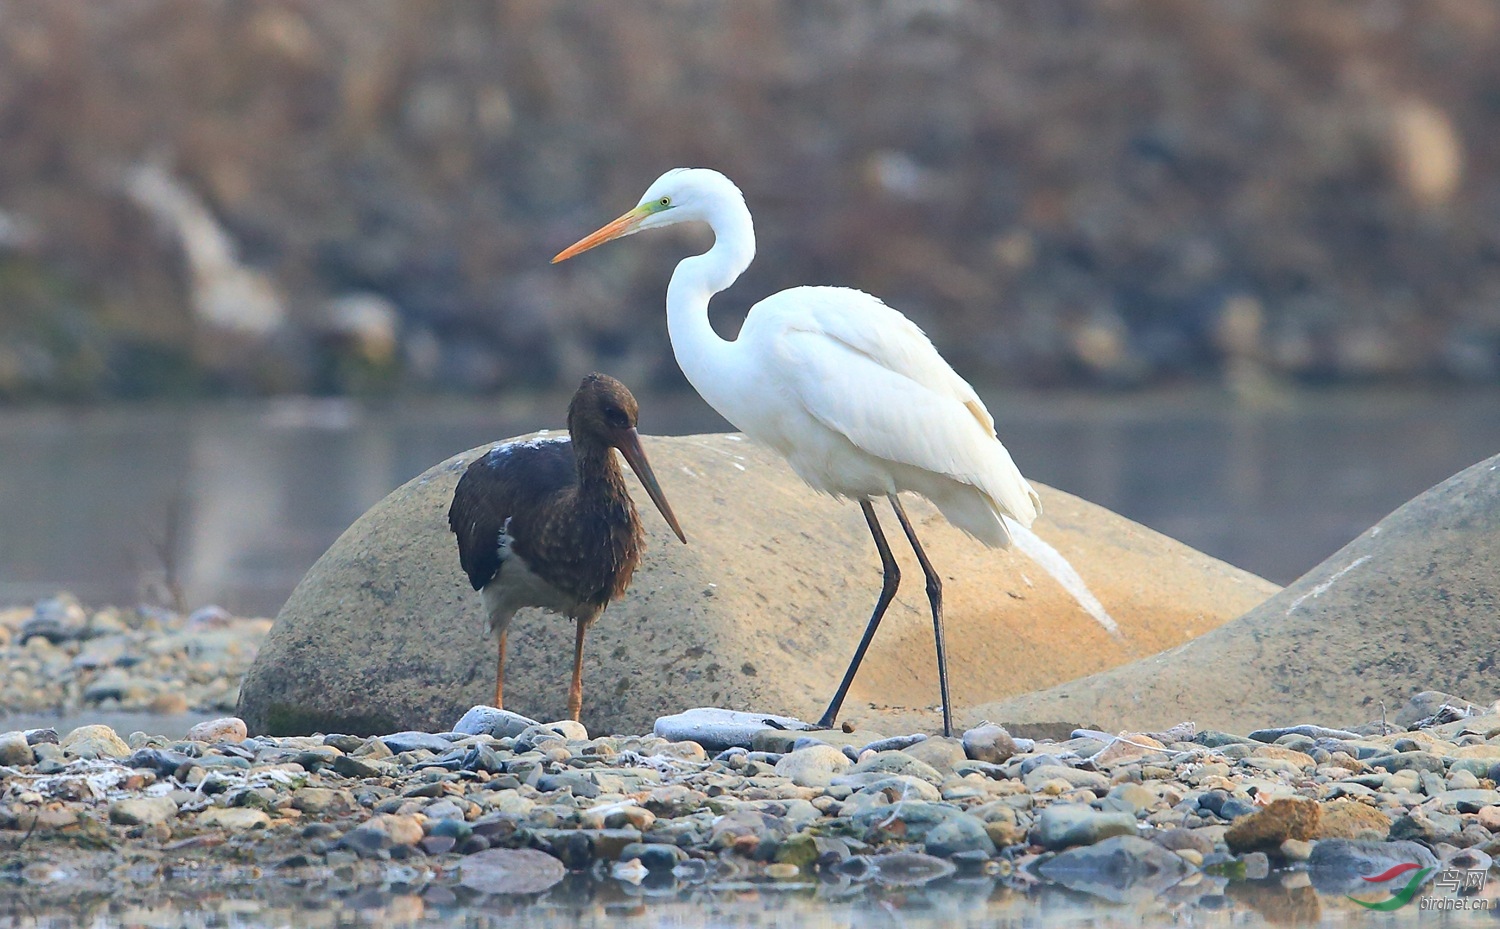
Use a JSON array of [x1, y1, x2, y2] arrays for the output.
[[6, 675, 1500, 919], [0, 595, 270, 716]]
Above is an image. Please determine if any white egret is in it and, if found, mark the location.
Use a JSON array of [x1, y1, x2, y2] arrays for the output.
[[553, 169, 1040, 736]]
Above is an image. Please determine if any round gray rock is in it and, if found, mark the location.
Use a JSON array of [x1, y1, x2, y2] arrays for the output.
[[973, 452, 1500, 734], [238, 433, 1275, 736]]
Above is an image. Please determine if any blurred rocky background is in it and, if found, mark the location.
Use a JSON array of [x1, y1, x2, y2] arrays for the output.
[[1, 0, 1498, 401]]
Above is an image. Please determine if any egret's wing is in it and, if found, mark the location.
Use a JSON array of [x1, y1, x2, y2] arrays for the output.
[[773, 311, 1041, 526], [765, 286, 999, 437]]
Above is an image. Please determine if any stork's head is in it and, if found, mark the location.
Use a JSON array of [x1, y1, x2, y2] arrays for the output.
[[567, 373, 687, 544]]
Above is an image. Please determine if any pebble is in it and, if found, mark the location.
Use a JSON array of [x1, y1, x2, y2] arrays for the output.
[[902, 737, 969, 773], [1, 600, 268, 715], [961, 724, 1019, 764], [186, 717, 248, 744], [857, 734, 928, 755], [755, 727, 883, 754], [18, 595, 89, 644], [0, 730, 35, 766], [846, 750, 945, 784], [922, 815, 998, 857], [1478, 805, 1500, 831], [1033, 804, 1138, 850], [109, 797, 179, 826], [197, 808, 270, 831], [60, 724, 131, 759], [1389, 807, 1464, 844], [378, 731, 454, 755], [6, 604, 1500, 909], [774, 744, 852, 787], [1224, 797, 1321, 852], [1022, 764, 1109, 792], [289, 787, 348, 814]]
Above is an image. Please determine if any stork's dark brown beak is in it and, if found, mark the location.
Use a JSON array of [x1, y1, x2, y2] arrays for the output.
[[615, 428, 687, 544]]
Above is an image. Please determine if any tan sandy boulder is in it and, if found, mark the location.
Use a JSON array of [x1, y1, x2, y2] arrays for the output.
[[970, 453, 1500, 735], [237, 432, 1276, 736]]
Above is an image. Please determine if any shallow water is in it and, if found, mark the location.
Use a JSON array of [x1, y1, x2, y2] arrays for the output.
[[3, 864, 1497, 928], [0, 710, 215, 739], [3, 388, 1500, 617]]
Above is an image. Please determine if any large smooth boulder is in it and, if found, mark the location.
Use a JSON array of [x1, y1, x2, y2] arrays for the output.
[[974, 453, 1500, 734], [237, 433, 1276, 736]]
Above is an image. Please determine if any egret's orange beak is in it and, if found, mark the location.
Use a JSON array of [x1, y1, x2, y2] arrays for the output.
[[552, 205, 649, 264]]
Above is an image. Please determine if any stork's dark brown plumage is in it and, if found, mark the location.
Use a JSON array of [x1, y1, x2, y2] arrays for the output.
[[448, 374, 687, 720]]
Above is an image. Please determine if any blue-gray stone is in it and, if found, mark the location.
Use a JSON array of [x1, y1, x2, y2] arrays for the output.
[[1248, 724, 1362, 742], [536, 770, 600, 798], [452, 706, 539, 740], [853, 801, 976, 845], [1196, 730, 1255, 748], [1273, 734, 1317, 753], [1036, 835, 1190, 903], [1389, 808, 1464, 844], [379, 731, 455, 754], [1018, 754, 1069, 776], [652, 707, 810, 752], [430, 818, 473, 841], [860, 734, 930, 755], [1431, 788, 1500, 812], [1366, 751, 1447, 775], [922, 815, 997, 858], [24, 728, 59, 746], [619, 842, 685, 871], [124, 748, 194, 779], [1032, 804, 1138, 850], [19, 596, 88, 644], [1307, 839, 1439, 895]]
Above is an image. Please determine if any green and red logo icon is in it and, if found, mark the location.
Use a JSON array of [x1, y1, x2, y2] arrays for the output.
[[1348, 863, 1432, 911]]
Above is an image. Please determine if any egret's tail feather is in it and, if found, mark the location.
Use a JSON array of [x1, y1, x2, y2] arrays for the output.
[[1007, 524, 1121, 638]]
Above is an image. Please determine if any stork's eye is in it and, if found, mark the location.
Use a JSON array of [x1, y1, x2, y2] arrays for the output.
[[604, 407, 630, 429]]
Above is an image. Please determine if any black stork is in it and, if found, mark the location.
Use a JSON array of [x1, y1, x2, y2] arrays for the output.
[[448, 373, 687, 721]]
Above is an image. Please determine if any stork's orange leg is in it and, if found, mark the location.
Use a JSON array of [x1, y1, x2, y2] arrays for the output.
[[568, 620, 587, 721], [494, 628, 507, 709]]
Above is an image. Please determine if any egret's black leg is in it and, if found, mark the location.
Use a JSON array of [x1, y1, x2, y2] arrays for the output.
[[818, 499, 900, 729], [889, 495, 953, 737]]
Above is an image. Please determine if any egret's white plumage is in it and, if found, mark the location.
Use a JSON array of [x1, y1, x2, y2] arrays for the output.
[[553, 167, 1042, 735]]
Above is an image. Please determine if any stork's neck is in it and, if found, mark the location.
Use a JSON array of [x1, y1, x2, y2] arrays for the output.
[[571, 436, 630, 502], [665, 195, 755, 418]]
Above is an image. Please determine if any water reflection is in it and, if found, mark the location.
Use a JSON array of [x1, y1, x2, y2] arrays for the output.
[[1, 389, 1498, 617], [4, 867, 1495, 928]]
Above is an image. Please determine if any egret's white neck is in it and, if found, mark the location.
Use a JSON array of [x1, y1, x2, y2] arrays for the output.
[[665, 195, 756, 419]]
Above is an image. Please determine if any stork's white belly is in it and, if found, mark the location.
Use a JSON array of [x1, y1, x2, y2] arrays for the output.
[[480, 552, 580, 634]]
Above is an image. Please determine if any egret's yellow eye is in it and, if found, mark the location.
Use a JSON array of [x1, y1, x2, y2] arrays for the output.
[[658, 197, 670, 207]]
